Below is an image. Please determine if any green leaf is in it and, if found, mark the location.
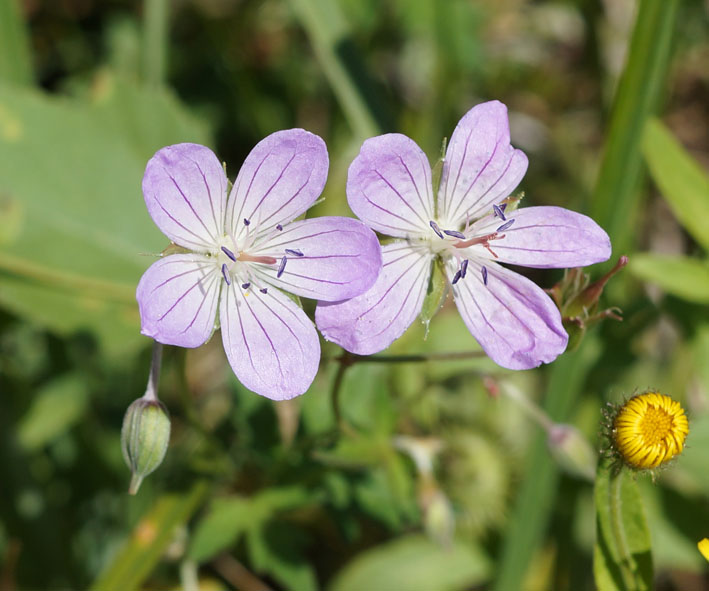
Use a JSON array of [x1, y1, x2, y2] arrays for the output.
[[590, 0, 679, 261], [629, 254, 709, 303], [17, 373, 89, 451], [328, 534, 490, 591], [642, 118, 709, 250], [0, 77, 209, 354], [287, 0, 389, 139], [0, 0, 33, 85], [247, 521, 317, 591], [189, 487, 311, 564], [594, 463, 653, 591], [90, 481, 209, 591], [188, 497, 251, 563]]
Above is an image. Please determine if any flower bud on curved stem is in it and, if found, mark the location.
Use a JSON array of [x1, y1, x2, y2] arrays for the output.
[[121, 341, 170, 494]]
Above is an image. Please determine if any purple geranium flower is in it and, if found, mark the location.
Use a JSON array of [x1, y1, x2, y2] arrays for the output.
[[137, 129, 382, 399], [315, 101, 611, 369]]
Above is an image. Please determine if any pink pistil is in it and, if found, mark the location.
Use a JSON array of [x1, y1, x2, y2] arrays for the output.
[[452, 232, 505, 259]]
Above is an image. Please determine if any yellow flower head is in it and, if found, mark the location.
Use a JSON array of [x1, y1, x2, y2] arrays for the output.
[[612, 392, 689, 470], [698, 538, 709, 562]]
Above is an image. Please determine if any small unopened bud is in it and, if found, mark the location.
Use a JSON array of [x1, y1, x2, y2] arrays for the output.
[[547, 423, 596, 481], [423, 486, 455, 547], [121, 398, 171, 494]]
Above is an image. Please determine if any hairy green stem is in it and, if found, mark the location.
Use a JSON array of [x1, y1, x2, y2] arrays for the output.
[[608, 468, 640, 590]]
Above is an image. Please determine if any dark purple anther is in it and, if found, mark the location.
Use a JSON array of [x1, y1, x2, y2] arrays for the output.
[[452, 269, 462, 285], [496, 219, 515, 232], [277, 255, 287, 278], [285, 249, 304, 257], [260, 287, 268, 294], [481, 265, 488, 286], [460, 259, 469, 278], [429, 220, 444, 239], [493, 204, 506, 221], [241, 282, 250, 289], [244, 218, 251, 226], [276, 224, 283, 231], [221, 246, 237, 261], [443, 229, 466, 239], [221, 263, 231, 286]]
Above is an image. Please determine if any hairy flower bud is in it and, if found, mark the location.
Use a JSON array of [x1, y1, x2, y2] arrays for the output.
[[121, 398, 171, 494]]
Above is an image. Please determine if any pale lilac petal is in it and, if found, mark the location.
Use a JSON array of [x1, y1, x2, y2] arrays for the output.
[[225, 129, 328, 237], [220, 281, 320, 400], [251, 217, 383, 301], [143, 143, 227, 250], [315, 242, 431, 355], [471, 206, 611, 268], [347, 134, 434, 238], [438, 101, 528, 228], [136, 254, 221, 348], [448, 258, 567, 369]]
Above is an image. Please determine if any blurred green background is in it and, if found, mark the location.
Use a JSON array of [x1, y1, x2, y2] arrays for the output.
[[1, 0, 708, 589]]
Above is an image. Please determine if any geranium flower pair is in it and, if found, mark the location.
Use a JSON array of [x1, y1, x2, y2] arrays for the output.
[[137, 101, 610, 400]]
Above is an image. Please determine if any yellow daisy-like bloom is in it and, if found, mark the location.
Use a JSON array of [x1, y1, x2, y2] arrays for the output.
[[698, 538, 709, 561], [612, 392, 689, 470]]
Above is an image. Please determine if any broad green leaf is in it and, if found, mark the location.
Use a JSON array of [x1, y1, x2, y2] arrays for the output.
[[0, 77, 209, 354], [90, 481, 209, 591], [594, 463, 653, 591], [630, 254, 709, 303], [188, 497, 251, 563], [642, 119, 709, 250], [328, 534, 490, 591], [0, 0, 33, 85], [189, 487, 311, 564], [17, 373, 89, 451]]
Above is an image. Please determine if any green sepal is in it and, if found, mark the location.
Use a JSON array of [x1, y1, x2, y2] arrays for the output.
[[420, 258, 448, 338], [431, 138, 448, 213], [161, 242, 191, 257]]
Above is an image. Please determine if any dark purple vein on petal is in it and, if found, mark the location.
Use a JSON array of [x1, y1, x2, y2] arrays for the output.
[[398, 156, 433, 221], [164, 169, 218, 242], [374, 168, 429, 228]]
